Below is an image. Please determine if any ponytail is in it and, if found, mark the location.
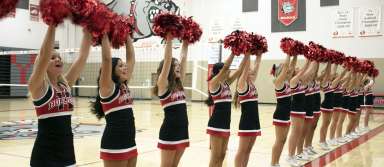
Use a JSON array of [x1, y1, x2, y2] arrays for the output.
[[90, 76, 105, 120]]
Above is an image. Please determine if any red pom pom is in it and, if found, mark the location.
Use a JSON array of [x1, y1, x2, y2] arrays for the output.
[[280, 37, 306, 56], [343, 56, 359, 71], [68, 0, 98, 26], [109, 15, 133, 49], [306, 41, 326, 62], [223, 30, 251, 56], [40, 0, 71, 26], [180, 16, 202, 44], [0, 0, 19, 19], [248, 33, 268, 55], [83, 3, 115, 46], [152, 12, 184, 38]]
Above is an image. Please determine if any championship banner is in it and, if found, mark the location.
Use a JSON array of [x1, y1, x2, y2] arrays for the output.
[[271, 0, 306, 32], [278, 0, 298, 26], [332, 9, 354, 38], [29, 4, 39, 21], [358, 7, 382, 37]]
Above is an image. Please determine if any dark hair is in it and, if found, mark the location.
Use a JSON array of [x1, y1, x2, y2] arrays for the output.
[[152, 58, 183, 96], [205, 62, 224, 106], [91, 58, 126, 119]]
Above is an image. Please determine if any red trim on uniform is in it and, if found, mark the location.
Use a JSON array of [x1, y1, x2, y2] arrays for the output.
[[304, 123, 384, 167], [157, 142, 190, 150], [305, 117, 314, 122], [206, 129, 230, 138], [238, 131, 261, 136], [346, 111, 357, 115], [321, 108, 333, 113], [100, 149, 138, 160], [333, 108, 344, 112], [313, 112, 321, 117], [290, 113, 306, 118], [273, 121, 291, 126]]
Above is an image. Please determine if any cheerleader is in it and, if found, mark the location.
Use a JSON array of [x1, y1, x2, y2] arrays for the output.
[[28, 26, 91, 166], [363, 77, 375, 131], [205, 52, 247, 167], [345, 72, 360, 139], [270, 54, 294, 167], [234, 53, 261, 167], [295, 60, 319, 161], [286, 58, 311, 166], [328, 67, 348, 146], [91, 35, 137, 167], [303, 62, 321, 156], [152, 34, 190, 167], [354, 74, 367, 134], [335, 71, 353, 143], [318, 62, 334, 150]]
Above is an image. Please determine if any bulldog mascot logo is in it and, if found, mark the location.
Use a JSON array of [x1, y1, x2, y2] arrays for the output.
[[103, 0, 180, 41]]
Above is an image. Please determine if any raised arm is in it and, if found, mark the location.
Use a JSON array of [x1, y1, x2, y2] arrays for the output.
[[99, 35, 114, 97], [290, 59, 310, 87], [28, 26, 56, 99], [331, 67, 348, 88], [237, 55, 251, 93], [274, 55, 290, 88], [302, 61, 317, 83], [227, 53, 250, 84], [209, 53, 235, 90], [320, 62, 332, 86], [287, 55, 297, 78], [125, 36, 135, 83], [250, 54, 262, 82], [65, 30, 92, 87], [179, 40, 189, 83], [156, 35, 173, 95]]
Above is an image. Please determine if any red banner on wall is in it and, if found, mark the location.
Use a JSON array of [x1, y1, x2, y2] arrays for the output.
[[278, 0, 298, 26]]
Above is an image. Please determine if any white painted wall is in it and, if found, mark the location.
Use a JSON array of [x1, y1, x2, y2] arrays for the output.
[[185, 0, 384, 59]]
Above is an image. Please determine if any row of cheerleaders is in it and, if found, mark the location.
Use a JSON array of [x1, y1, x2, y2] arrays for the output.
[[1, 0, 379, 167]]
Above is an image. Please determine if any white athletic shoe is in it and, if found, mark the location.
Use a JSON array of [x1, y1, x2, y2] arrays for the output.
[[329, 139, 339, 146], [343, 134, 353, 141], [363, 127, 370, 133], [319, 142, 331, 151], [337, 137, 348, 144], [308, 146, 318, 155], [350, 132, 359, 139], [304, 147, 315, 156], [271, 164, 281, 167], [296, 152, 311, 161], [286, 156, 301, 167]]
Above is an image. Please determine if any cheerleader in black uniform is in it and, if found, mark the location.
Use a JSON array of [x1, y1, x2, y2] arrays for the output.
[[91, 35, 137, 167], [328, 68, 348, 146], [28, 26, 91, 167], [335, 71, 353, 143], [270, 54, 294, 167], [152, 34, 190, 167], [363, 77, 375, 131], [353, 74, 366, 135], [303, 62, 321, 156], [234, 53, 261, 167], [318, 62, 334, 150], [296, 61, 319, 161], [205, 52, 247, 167], [345, 72, 359, 140], [286, 58, 312, 166]]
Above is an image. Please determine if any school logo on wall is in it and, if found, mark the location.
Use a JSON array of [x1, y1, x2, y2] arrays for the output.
[[102, 0, 180, 41], [278, 0, 298, 26]]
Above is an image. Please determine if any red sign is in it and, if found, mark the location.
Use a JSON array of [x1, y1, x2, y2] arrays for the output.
[[278, 0, 298, 26]]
